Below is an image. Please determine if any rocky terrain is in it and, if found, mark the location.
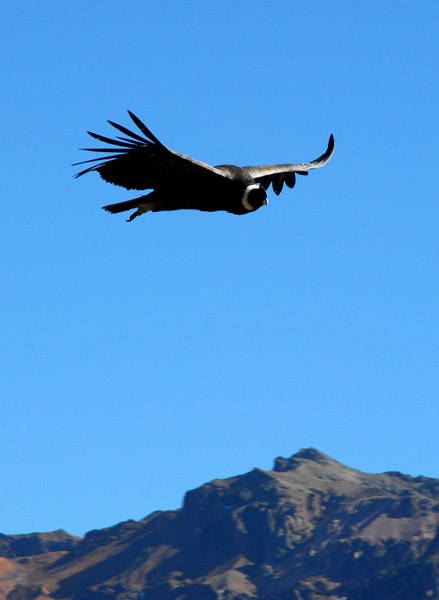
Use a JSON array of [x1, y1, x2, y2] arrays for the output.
[[2, 448, 439, 600]]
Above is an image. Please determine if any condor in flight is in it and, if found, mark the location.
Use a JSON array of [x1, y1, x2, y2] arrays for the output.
[[74, 111, 334, 221]]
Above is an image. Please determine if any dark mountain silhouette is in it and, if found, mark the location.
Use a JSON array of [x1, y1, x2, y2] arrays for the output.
[[2, 449, 439, 600]]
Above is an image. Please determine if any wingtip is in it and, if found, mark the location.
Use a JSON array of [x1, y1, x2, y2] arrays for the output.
[[325, 134, 335, 161], [126, 111, 164, 146]]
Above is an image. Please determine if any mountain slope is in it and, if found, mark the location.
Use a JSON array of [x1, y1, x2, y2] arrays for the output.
[[2, 449, 439, 600]]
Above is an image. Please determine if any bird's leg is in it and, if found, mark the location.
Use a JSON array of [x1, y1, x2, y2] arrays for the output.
[[127, 203, 154, 221]]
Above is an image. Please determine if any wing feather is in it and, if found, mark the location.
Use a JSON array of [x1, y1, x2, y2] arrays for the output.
[[74, 112, 230, 190], [243, 134, 334, 195], [107, 119, 149, 143]]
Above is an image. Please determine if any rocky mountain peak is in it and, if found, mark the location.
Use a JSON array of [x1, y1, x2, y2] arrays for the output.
[[2, 450, 439, 600], [273, 447, 339, 471]]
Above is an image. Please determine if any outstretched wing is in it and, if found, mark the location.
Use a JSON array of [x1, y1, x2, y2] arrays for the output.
[[74, 111, 229, 191], [242, 134, 334, 195]]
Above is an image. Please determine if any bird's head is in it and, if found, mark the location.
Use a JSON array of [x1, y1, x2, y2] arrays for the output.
[[242, 184, 268, 212]]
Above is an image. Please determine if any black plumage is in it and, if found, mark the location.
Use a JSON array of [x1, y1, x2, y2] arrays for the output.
[[74, 111, 334, 221]]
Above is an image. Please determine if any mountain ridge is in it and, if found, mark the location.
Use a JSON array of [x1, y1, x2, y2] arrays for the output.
[[2, 448, 439, 600]]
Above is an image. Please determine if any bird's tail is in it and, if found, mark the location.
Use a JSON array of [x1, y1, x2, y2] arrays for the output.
[[102, 194, 156, 221], [102, 198, 141, 214]]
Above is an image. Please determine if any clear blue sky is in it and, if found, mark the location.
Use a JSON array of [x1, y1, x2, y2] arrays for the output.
[[1, 1, 438, 536]]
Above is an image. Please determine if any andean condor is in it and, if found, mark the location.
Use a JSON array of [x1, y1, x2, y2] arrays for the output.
[[74, 111, 334, 221]]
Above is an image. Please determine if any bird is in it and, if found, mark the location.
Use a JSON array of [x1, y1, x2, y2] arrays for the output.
[[74, 111, 334, 222]]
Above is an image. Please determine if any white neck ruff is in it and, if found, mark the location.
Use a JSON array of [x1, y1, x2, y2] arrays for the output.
[[242, 184, 260, 211]]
